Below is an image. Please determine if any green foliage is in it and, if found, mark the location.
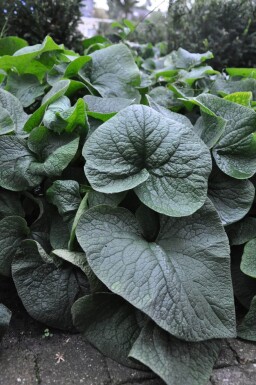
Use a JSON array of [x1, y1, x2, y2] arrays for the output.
[[0, 35, 256, 385], [0, 0, 83, 50], [167, 0, 256, 69]]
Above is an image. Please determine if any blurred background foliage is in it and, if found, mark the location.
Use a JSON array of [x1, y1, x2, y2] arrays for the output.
[[0, 0, 256, 69], [0, 0, 84, 51], [167, 0, 256, 69]]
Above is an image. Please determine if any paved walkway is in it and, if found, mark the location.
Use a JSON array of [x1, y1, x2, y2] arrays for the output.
[[1, 302, 256, 385]]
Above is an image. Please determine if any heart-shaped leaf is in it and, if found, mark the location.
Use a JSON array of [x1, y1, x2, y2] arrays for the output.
[[76, 199, 236, 341], [84, 105, 211, 217]]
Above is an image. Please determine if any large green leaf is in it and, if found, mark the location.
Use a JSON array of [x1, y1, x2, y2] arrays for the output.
[[0, 304, 11, 340], [191, 94, 256, 178], [12, 240, 90, 330], [72, 293, 145, 368], [0, 136, 42, 191], [83, 105, 211, 217], [79, 44, 141, 101], [0, 216, 29, 276], [76, 200, 236, 341], [129, 321, 220, 385], [237, 296, 256, 341], [208, 166, 255, 225], [0, 89, 28, 134]]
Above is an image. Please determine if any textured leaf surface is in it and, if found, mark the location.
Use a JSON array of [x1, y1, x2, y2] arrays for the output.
[[28, 127, 79, 177], [171, 48, 213, 69], [84, 95, 134, 121], [0, 136, 42, 190], [0, 190, 24, 219], [0, 304, 11, 339], [82, 44, 140, 101], [237, 296, 256, 341], [76, 200, 236, 341], [72, 293, 145, 368], [84, 105, 211, 217], [5, 73, 46, 108], [12, 240, 90, 330], [0, 89, 28, 134], [208, 166, 255, 225], [130, 321, 220, 385], [241, 238, 256, 278], [24, 80, 70, 132], [194, 112, 226, 148], [0, 216, 29, 276], [226, 217, 256, 246], [47, 180, 81, 221], [192, 94, 256, 178]]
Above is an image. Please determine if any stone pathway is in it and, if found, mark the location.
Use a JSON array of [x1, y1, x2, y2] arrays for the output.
[[1, 304, 256, 385]]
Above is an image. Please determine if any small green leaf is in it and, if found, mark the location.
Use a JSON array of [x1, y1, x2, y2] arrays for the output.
[[190, 94, 256, 179], [12, 239, 90, 330], [224, 92, 252, 107], [241, 238, 256, 278], [0, 136, 42, 191], [5, 73, 46, 108], [226, 217, 256, 246], [47, 180, 81, 221], [0, 89, 28, 134], [24, 80, 70, 132], [84, 95, 134, 122], [0, 36, 28, 56], [28, 127, 79, 178], [171, 48, 213, 69], [208, 166, 255, 225], [237, 296, 256, 341]]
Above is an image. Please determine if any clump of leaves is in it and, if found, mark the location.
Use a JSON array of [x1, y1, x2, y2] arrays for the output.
[[167, 0, 256, 69], [0, 0, 84, 51], [0, 34, 256, 385]]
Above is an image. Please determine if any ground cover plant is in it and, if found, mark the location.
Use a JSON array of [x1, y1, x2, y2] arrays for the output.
[[0, 34, 256, 385]]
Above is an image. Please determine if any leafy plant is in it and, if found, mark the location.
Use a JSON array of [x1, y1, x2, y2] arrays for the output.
[[0, 0, 84, 51], [167, 0, 256, 69], [0, 34, 256, 385]]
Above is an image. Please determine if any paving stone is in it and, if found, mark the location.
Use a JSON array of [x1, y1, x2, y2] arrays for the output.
[[228, 339, 256, 364], [3, 303, 256, 385], [106, 357, 164, 385], [214, 340, 238, 368], [211, 364, 256, 385], [24, 334, 112, 385], [0, 340, 36, 385]]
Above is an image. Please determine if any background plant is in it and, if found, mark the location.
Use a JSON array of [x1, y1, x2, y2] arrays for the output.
[[167, 0, 256, 69], [0, 0, 84, 50]]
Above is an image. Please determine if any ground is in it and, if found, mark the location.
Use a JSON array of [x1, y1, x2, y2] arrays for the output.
[[1, 296, 256, 385]]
